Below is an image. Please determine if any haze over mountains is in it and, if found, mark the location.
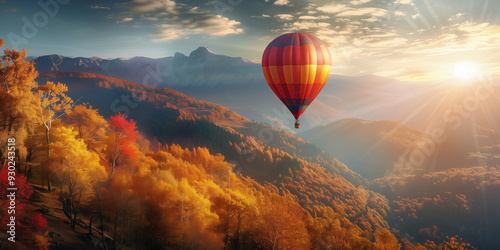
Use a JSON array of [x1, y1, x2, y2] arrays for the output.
[[33, 47, 261, 88], [33, 47, 500, 135], [29, 48, 414, 131]]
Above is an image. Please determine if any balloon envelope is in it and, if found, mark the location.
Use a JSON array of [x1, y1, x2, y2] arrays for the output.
[[262, 32, 332, 126]]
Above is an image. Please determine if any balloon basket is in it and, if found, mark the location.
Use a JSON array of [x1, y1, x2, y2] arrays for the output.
[[294, 120, 300, 129]]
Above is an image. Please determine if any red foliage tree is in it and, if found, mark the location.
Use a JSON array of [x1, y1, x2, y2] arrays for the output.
[[30, 213, 47, 232], [0, 163, 46, 246], [107, 113, 139, 180]]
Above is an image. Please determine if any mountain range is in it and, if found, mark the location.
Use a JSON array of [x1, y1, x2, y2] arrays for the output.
[[33, 47, 260, 88], [32, 48, 500, 134]]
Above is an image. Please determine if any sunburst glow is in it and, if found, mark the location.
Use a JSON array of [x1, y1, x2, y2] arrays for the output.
[[454, 62, 481, 80]]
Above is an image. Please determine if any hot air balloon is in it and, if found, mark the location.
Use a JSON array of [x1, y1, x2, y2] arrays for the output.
[[262, 32, 332, 129]]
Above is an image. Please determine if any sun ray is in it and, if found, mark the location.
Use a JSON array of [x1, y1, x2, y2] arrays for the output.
[[478, 102, 500, 144]]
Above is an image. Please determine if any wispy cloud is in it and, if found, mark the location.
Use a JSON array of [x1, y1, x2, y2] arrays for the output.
[[113, 0, 244, 41], [117, 17, 134, 23], [298, 15, 329, 20], [350, 0, 374, 5], [252, 14, 271, 18], [275, 14, 294, 21], [317, 4, 347, 14], [152, 15, 243, 41], [124, 0, 176, 13], [91, 5, 111, 10], [274, 0, 290, 6]]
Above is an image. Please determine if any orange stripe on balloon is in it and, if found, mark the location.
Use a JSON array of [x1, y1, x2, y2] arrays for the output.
[[263, 67, 280, 97], [269, 66, 281, 84], [283, 65, 294, 84]]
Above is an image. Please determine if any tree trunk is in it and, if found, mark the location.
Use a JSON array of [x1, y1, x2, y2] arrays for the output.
[[71, 213, 77, 230], [69, 180, 75, 230], [89, 216, 94, 235], [113, 207, 119, 240], [234, 213, 241, 250], [46, 127, 52, 191], [97, 192, 107, 250]]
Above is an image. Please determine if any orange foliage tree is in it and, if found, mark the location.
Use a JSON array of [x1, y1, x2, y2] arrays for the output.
[[252, 191, 310, 249], [0, 39, 40, 167]]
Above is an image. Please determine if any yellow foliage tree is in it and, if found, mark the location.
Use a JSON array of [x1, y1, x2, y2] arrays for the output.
[[50, 126, 107, 229], [63, 104, 108, 153], [38, 81, 73, 190]]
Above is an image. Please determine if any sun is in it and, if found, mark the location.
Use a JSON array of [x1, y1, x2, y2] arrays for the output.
[[454, 62, 481, 80]]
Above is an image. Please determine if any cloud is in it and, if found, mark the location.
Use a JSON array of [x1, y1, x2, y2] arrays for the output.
[[152, 15, 243, 41], [336, 7, 388, 17], [114, 0, 244, 41], [298, 15, 329, 20], [274, 0, 290, 6], [284, 21, 331, 31], [252, 14, 271, 18], [91, 5, 110, 10], [317, 4, 347, 14], [395, 11, 405, 16], [275, 14, 294, 21], [395, 0, 415, 5], [117, 17, 134, 23], [126, 0, 176, 13], [350, 0, 373, 5]]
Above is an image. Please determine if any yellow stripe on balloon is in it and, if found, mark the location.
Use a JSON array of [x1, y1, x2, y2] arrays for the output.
[[314, 65, 330, 84], [319, 45, 331, 66], [283, 65, 294, 84], [307, 65, 317, 84]]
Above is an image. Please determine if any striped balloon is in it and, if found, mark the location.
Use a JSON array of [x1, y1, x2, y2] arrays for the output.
[[262, 32, 332, 128]]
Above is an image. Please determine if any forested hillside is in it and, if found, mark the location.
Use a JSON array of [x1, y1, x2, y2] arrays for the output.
[[0, 40, 475, 249]]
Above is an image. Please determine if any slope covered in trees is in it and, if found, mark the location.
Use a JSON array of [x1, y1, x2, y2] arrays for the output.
[[1, 40, 473, 249]]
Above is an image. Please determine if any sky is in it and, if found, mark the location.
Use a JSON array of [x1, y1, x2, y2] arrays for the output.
[[1, 0, 500, 81]]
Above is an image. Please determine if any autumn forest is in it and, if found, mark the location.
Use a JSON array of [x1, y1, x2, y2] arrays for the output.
[[1, 28, 487, 250]]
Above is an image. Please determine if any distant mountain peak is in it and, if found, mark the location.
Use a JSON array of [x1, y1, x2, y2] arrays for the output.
[[189, 46, 215, 59], [194, 46, 215, 54], [174, 52, 187, 58], [40, 54, 64, 60]]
